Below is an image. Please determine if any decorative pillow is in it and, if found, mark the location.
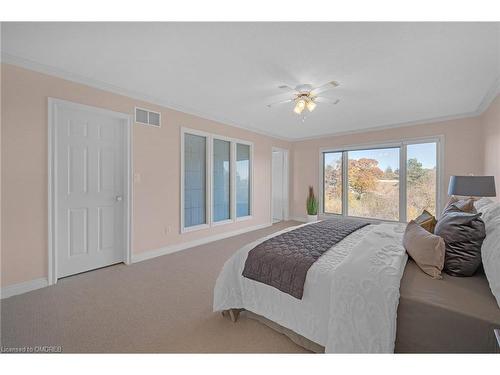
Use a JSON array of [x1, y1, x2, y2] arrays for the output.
[[476, 200, 500, 308], [479, 214, 500, 308], [442, 196, 477, 216], [474, 197, 495, 211], [434, 206, 486, 277], [477, 200, 500, 227], [414, 210, 437, 233], [403, 221, 445, 279]]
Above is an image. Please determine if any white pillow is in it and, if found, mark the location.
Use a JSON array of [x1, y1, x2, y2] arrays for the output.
[[478, 200, 500, 232], [478, 201, 500, 308], [474, 197, 495, 211]]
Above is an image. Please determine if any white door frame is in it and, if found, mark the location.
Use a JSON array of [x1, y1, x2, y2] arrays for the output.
[[270, 147, 289, 222], [48, 98, 133, 285]]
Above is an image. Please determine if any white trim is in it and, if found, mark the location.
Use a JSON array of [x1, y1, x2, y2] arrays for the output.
[[1, 278, 49, 299], [212, 219, 233, 227], [125, 114, 134, 265], [291, 215, 308, 223], [48, 98, 132, 283], [2, 52, 290, 142], [131, 222, 271, 263], [235, 215, 253, 222], [295, 111, 479, 142], [475, 77, 500, 114], [48, 98, 56, 285], [3, 53, 497, 143], [399, 144, 408, 222], [318, 135, 444, 223]]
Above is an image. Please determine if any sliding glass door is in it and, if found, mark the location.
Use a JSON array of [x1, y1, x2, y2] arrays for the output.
[[347, 147, 400, 221], [321, 140, 439, 222], [323, 152, 343, 215], [406, 142, 437, 220]]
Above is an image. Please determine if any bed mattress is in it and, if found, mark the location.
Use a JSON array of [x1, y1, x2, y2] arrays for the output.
[[246, 260, 500, 353], [396, 260, 500, 353]]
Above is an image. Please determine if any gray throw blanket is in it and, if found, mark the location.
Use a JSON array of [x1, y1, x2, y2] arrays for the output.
[[242, 217, 370, 299]]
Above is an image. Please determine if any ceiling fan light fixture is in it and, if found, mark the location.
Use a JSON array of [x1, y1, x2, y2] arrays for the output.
[[294, 99, 306, 114], [306, 99, 317, 112]]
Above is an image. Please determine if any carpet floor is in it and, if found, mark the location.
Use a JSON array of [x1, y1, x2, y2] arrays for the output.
[[1, 221, 309, 353]]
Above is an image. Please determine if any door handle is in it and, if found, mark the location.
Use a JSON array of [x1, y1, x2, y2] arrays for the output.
[[115, 195, 123, 202]]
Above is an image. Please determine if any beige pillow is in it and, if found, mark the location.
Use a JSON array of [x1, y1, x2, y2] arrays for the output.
[[403, 221, 445, 279], [414, 210, 437, 233], [443, 196, 476, 214]]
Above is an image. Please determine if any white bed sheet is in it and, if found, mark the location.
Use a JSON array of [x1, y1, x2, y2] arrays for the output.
[[213, 222, 381, 346]]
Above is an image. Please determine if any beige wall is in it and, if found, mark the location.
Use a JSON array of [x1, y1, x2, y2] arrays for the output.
[[0, 63, 291, 287], [291, 116, 486, 219], [481, 95, 500, 201], [1, 62, 498, 289]]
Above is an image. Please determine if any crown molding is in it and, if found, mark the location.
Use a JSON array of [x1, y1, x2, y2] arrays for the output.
[[475, 76, 500, 115], [2, 51, 498, 143], [292, 110, 481, 142], [1, 52, 294, 142]]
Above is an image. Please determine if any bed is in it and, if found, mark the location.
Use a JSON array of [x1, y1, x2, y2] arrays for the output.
[[213, 217, 500, 353]]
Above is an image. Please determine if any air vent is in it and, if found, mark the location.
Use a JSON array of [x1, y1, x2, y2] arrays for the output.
[[135, 107, 161, 127]]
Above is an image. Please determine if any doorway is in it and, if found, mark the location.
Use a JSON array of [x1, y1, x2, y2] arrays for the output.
[[48, 98, 131, 283], [271, 147, 289, 223]]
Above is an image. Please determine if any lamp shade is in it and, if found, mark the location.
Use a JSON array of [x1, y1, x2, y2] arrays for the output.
[[448, 176, 496, 197]]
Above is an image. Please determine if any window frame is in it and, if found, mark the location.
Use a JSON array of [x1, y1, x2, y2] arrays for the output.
[[181, 128, 211, 233], [235, 141, 254, 222], [319, 136, 444, 223], [180, 127, 254, 233], [212, 135, 233, 226]]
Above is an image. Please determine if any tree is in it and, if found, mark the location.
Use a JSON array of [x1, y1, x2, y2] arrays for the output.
[[407, 158, 426, 185], [348, 158, 383, 199], [324, 160, 342, 199], [383, 166, 395, 179]]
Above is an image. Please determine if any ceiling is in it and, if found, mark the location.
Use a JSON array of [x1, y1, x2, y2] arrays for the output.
[[2, 22, 499, 140]]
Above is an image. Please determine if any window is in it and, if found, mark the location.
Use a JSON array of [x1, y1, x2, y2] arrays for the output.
[[406, 142, 437, 220], [323, 152, 342, 214], [181, 129, 253, 232], [183, 133, 207, 228], [321, 139, 440, 222], [213, 139, 231, 222], [347, 147, 400, 221], [236, 143, 251, 218]]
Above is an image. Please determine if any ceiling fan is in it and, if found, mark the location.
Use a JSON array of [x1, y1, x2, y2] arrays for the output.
[[267, 81, 340, 115]]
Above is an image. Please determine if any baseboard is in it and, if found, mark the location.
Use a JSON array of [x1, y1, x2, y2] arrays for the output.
[[1, 278, 49, 299], [131, 222, 272, 263], [290, 215, 307, 223]]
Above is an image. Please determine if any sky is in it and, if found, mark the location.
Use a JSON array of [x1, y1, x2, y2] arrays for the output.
[[324, 142, 437, 171]]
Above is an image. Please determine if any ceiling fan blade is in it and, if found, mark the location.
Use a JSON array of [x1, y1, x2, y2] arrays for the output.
[[311, 80, 340, 95], [267, 98, 294, 107], [314, 97, 340, 105]]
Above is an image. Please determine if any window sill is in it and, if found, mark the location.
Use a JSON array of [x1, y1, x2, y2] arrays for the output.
[[236, 215, 253, 222], [212, 219, 233, 227], [181, 223, 210, 234]]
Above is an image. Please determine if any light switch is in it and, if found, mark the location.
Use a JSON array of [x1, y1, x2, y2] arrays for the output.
[[134, 173, 141, 183]]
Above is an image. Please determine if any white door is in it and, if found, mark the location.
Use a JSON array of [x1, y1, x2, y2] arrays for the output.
[[272, 151, 284, 222], [55, 102, 126, 278]]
